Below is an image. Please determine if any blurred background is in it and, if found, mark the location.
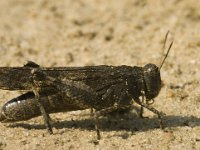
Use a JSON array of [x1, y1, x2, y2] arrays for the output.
[[0, 0, 199, 68], [0, 0, 200, 149]]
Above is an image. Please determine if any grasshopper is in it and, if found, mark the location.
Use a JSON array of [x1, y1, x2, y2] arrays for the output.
[[0, 33, 172, 140]]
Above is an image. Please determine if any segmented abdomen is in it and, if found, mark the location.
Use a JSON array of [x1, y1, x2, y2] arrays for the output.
[[0, 92, 83, 122]]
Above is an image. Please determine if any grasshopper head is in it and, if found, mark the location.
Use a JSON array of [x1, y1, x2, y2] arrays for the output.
[[142, 32, 173, 101], [143, 63, 161, 100]]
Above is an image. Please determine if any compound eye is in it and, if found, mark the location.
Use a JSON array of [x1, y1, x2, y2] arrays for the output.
[[143, 63, 161, 99], [144, 64, 159, 74]]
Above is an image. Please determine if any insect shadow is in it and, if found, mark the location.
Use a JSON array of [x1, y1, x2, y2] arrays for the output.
[[7, 112, 200, 135]]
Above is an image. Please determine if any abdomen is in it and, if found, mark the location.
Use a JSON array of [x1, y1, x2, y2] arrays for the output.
[[0, 92, 83, 122]]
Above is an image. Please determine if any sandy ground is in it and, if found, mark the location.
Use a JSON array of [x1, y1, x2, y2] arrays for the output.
[[0, 0, 200, 149]]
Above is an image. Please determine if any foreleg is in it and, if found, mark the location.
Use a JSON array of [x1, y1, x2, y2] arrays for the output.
[[135, 98, 165, 129]]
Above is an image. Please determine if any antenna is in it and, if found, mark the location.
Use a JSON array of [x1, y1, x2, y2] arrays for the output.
[[159, 31, 173, 70], [163, 30, 170, 50], [159, 41, 173, 69]]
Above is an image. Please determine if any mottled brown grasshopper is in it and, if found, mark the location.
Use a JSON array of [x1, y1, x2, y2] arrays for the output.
[[0, 33, 172, 140]]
